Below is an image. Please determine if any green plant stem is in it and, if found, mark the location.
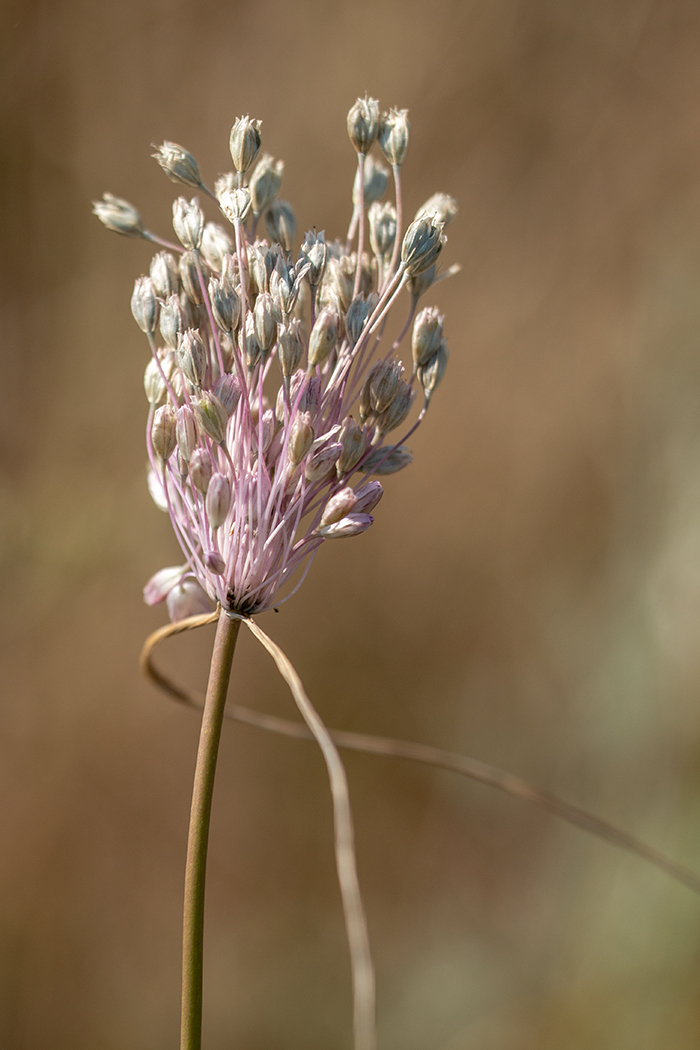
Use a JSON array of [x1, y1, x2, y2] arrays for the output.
[[181, 610, 240, 1050]]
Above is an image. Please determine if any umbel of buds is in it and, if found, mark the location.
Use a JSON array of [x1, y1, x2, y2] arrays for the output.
[[95, 98, 458, 621]]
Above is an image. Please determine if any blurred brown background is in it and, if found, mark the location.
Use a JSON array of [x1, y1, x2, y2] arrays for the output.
[[2, 0, 700, 1046]]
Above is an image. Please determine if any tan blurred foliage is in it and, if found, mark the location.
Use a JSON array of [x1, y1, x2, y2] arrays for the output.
[[2, 0, 700, 1047]]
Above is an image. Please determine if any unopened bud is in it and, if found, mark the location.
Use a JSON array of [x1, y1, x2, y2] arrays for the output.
[[368, 201, 396, 259], [320, 487, 358, 527], [172, 197, 204, 251], [318, 512, 373, 539], [401, 216, 445, 276], [378, 108, 410, 167], [213, 373, 241, 417], [265, 199, 296, 251], [415, 192, 458, 227], [242, 314, 261, 371], [347, 96, 379, 154], [352, 154, 389, 206], [144, 357, 166, 405], [229, 116, 262, 173], [367, 359, 403, 414], [176, 404, 198, 461], [359, 445, 413, 475], [209, 276, 240, 333], [194, 391, 228, 445], [179, 250, 204, 305], [353, 480, 383, 514], [376, 381, 415, 435], [254, 291, 278, 353], [206, 472, 232, 528], [167, 578, 213, 622], [143, 565, 186, 606], [417, 340, 449, 404], [288, 411, 314, 465], [218, 187, 252, 224], [412, 307, 444, 368], [189, 448, 213, 494], [131, 276, 158, 334], [300, 230, 327, 287], [149, 251, 179, 298], [250, 154, 284, 213], [151, 405, 176, 461], [337, 417, 367, 475], [277, 319, 305, 377], [152, 141, 202, 188], [201, 223, 234, 272], [345, 293, 377, 347], [205, 550, 226, 575], [177, 328, 207, 388], [160, 293, 185, 349], [308, 307, 339, 368], [305, 442, 342, 483], [92, 193, 144, 237]]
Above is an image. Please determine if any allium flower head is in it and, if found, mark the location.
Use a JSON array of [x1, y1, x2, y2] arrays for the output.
[[96, 103, 458, 620]]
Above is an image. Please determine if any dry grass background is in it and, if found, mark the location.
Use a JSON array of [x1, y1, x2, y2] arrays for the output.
[[2, 0, 700, 1046]]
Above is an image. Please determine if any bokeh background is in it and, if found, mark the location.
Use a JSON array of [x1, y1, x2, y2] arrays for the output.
[[3, 0, 700, 1046]]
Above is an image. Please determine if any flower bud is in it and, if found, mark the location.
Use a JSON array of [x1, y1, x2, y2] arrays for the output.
[[242, 314, 261, 371], [378, 108, 410, 167], [176, 404, 199, 461], [353, 479, 383, 514], [148, 252, 178, 299], [250, 154, 284, 213], [159, 294, 185, 349], [367, 359, 403, 414], [213, 373, 241, 417], [345, 293, 377, 347], [92, 193, 144, 237], [288, 411, 314, 465], [205, 550, 226, 575], [368, 202, 396, 260], [131, 276, 158, 334], [320, 487, 358, 527], [415, 192, 458, 227], [254, 291, 278, 353], [200, 223, 234, 272], [375, 381, 415, 435], [144, 357, 166, 405], [347, 96, 379, 154], [218, 187, 252, 224], [359, 445, 413, 475], [277, 319, 305, 377], [206, 472, 232, 528], [305, 442, 342, 483], [352, 154, 389, 206], [337, 417, 367, 475], [143, 565, 187, 606], [189, 448, 213, 494], [166, 578, 213, 622], [308, 307, 339, 368], [318, 512, 373, 539], [412, 307, 444, 368], [401, 216, 445, 276], [152, 141, 202, 188], [299, 230, 327, 287], [229, 116, 262, 173], [209, 276, 240, 333], [265, 199, 296, 251], [177, 328, 207, 387], [417, 340, 449, 404], [179, 250, 204, 305], [172, 196, 204, 251], [194, 391, 228, 445], [151, 405, 176, 461]]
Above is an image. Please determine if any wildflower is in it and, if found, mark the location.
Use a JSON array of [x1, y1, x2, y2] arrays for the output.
[[96, 103, 457, 619]]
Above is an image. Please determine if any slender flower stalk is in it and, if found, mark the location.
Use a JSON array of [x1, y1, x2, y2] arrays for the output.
[[181, 611, 241, 1050]]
